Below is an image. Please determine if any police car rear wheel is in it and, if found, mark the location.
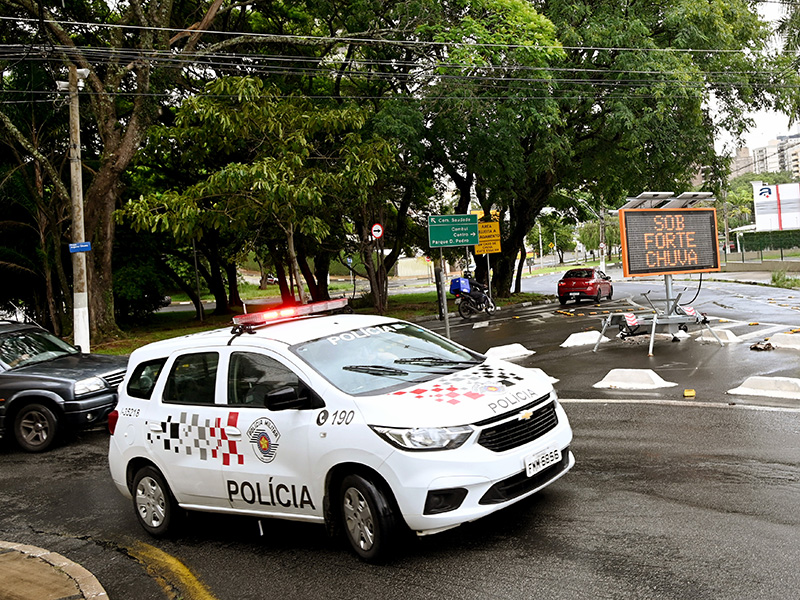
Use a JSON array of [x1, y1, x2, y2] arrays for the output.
[[133, 466, 177, 537], [340, 474, 397, 561]]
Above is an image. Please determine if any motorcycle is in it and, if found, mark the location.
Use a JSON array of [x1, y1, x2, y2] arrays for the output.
[[450, 275, 497, 320]]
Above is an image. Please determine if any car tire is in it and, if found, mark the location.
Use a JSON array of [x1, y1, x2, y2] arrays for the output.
[[558, 295, 567, 305], [607, 286, 614, 300], [340, 474, 399, 562], [14, 403, 58, 452], [132, 466, 180, 538], [595, 291, 602, 303]]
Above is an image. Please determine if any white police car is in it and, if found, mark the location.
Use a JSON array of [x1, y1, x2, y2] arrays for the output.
[[108, 299, 574, 561]]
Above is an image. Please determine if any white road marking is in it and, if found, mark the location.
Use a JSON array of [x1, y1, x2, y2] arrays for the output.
[[559, 398, 800, 413]]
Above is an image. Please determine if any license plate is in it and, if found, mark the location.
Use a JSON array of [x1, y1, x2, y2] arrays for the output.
[[525, 448, 561, 477], [569, 292, 579, 297]]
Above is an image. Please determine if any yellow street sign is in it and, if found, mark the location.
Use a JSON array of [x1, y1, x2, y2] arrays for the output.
[[474, 221, 501, 255]]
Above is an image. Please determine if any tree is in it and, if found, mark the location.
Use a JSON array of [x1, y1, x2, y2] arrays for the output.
[[0, 0, 335, 334], [420, 0, 795, 296], [120, 77, 397, 311]]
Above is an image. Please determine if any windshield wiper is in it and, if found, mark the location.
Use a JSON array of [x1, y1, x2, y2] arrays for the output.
[[394, 357, 483, 367], [342, 365, 409, 377]]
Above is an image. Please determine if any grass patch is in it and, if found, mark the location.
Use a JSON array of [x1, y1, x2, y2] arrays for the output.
[[169, 281, 354, 304], [94, 312, 234, 355], [771, 270, 800, 289], [358, 291, 550, 321], [94, 290, 553, 356]]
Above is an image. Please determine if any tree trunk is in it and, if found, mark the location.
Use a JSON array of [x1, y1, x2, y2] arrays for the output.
[[514, 246, 526, 294], [297, 251, 321, 301], [313, 251, 332, 301], [158, 257, 204, 320], [284, 224, 308, 304], [226, 262, 242, 308]]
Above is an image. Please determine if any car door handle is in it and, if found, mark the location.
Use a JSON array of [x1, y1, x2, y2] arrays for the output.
[[224, 426, 242, 438], [148, 422, 163, 432]]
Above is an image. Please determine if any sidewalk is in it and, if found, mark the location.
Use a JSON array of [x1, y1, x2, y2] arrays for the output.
[[0, 541, 107, 600]]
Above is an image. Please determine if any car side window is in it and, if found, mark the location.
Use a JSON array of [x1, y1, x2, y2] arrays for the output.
[[163, 352, 219, 405], [127, 358, 167, 400], [227, 352, 300, 407]]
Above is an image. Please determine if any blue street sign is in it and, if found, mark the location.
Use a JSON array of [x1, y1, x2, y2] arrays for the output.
[[69, 242, 92, 253]]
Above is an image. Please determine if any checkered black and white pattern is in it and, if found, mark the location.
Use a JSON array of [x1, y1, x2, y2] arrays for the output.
[[146, 411, 245, 466]]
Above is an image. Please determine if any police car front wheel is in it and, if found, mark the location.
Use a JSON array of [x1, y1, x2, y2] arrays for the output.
[[132, 466, 180, 537], [340, 474, 399, 561]]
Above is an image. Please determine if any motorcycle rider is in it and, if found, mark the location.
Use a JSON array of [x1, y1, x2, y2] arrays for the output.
[[463, 270, 487, 308]]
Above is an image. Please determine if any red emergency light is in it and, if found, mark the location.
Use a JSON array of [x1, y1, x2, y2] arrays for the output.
[[232, 298, 349, 327]]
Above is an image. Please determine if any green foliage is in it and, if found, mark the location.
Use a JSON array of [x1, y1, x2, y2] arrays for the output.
[[113, 263, 170, 324], [771, 270, 800, 289]]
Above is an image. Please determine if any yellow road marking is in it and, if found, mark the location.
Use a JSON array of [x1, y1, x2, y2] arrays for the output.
[[129, 541, 218, 600]]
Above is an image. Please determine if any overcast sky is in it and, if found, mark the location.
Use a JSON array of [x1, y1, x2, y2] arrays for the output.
[[719, 1, 796, 151]]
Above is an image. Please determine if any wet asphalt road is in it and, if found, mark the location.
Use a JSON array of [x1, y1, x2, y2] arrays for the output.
[[2, 403, 798, 600], [1, 274, 799, 599]]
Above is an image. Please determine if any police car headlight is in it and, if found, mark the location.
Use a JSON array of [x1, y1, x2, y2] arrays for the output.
[[74, 376, 106, 396], [370, 425, 473, 451]]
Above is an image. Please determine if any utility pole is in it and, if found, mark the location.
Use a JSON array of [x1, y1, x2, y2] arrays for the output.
[[722, 189, 730, 260], [537, 221, 544, 269], [63, 66, 91, 351], [599, 211, 606, 272]]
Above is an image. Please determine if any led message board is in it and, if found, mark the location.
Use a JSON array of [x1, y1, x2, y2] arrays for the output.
[[619, 208, 721, 277]]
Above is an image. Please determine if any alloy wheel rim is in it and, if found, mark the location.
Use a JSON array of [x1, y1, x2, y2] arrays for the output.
[[343, 487, 374, 551], [136, 476, 166, 528]]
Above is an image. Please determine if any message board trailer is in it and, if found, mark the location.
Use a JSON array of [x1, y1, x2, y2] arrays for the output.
[[619, 208, 721, 278], [596, 207, 723, 355]]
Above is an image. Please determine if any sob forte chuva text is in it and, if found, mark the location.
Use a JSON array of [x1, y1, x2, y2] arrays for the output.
[[642, 214, 698, 269]]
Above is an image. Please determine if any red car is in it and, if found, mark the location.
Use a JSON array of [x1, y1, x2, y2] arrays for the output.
[[557, 268, 613, 305]]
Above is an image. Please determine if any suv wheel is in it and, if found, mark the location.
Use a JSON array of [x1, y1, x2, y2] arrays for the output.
[[132, 466, 180, 537], [14, 403, 58, 452], [340, 474, 398, 561]]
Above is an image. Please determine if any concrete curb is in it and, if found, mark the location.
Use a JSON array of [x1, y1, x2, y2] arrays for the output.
[[0, 541, 108, 599]]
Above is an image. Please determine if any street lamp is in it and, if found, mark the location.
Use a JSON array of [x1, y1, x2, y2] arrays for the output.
[[572, 197, 607, 271], [57, 65, 91, 352]]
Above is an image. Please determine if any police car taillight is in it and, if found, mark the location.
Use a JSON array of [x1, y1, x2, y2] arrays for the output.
[[108, 409, 119, 435], [232, 298, 349, 327]]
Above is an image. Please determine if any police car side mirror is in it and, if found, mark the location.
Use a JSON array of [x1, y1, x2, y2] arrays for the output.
[[265, 384, 324, 411]]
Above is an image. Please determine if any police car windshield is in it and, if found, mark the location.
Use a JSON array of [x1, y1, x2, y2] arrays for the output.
[[291, 322, 483, 395]]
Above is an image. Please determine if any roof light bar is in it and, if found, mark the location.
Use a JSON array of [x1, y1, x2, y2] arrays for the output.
[[232, 298, 349, 327]]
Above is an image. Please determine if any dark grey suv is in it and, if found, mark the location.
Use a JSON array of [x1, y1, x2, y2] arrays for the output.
[[0, 320, 127, 452]]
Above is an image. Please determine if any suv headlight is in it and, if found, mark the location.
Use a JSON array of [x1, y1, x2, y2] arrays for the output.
[[74, 376, 106, 396], [370, 425, 473, 451]]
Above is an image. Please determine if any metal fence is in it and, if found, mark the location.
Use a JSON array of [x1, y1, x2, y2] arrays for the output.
[[727, 230, 800, 262]]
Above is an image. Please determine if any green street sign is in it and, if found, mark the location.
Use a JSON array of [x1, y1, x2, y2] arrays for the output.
[[428, 214, 479, 248]]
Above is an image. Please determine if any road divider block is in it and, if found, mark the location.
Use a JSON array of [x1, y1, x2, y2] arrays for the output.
[[485, 343, 534, 359], [728, 376, 800, 400], [765, 333, 800, 350], [592, 369, 678, 390], [696, 328, 739, 343], [561, 331, 609, 348]]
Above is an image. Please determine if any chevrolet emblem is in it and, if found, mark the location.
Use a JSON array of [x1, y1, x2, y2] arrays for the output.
[[517, 410, 534, 420]]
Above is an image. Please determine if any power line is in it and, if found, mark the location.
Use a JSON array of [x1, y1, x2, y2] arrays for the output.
[[0, 14, 793, 56]]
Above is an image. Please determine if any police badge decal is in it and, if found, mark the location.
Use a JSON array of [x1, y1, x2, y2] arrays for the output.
[[247, 417, 281, 463]]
